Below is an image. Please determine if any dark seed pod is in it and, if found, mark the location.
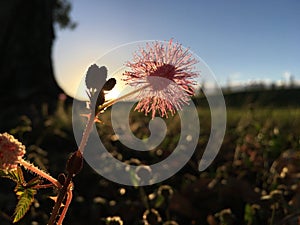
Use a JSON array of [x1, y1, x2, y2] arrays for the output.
[[103, 78, 116, 91], [66, 151, 83, 176]]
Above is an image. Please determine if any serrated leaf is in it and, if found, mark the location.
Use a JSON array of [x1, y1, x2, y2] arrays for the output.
[[27, 177, 42, 188], [0, 167, 24, 184], [13, 188, 37, 223]]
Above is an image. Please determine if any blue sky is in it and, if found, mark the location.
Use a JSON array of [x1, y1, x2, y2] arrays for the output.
[[53, 0, 300, 97]]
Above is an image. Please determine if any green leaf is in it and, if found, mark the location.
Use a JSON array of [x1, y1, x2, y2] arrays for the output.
[[244, 204, 255, 225], [27, 177, 42, 188], [154, 195, 165, 208], [13, 188, 37, 223], [129, 170, 139, 188], [0, 167, 25, 184]]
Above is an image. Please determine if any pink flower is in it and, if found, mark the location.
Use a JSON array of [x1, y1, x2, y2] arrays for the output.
[[0, 133, 26, 172], [123, 39, 199, 118]]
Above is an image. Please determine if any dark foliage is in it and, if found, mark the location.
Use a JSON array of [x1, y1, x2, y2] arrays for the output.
[[1, 90, 300, 224]]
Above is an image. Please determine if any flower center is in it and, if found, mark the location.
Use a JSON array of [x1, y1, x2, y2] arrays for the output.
[[146, 63, 176, 91], [149, 63, 176, 80]]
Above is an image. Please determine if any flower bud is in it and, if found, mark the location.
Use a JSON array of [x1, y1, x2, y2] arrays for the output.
[[103, 78, 116, 91], [66, 151, 83, 176], [85, 64, 107, 90]]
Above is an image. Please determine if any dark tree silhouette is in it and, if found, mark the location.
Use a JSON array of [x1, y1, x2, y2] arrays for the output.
[[0, 0, 75, 131]]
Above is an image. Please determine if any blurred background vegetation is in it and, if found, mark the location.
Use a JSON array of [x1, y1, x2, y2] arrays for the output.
[[1, 1, 300, 225]]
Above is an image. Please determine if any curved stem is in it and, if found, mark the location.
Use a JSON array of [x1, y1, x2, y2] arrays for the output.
[[47, 112, 94, 224], [97, 84, 150, 113], [48, 173, 72, 225], [47, 84, 150, 224], [77, 114, 94, 154], [19, 159, 61, 189], [57, 184, 73, 225], [79, 84, 150, 155]]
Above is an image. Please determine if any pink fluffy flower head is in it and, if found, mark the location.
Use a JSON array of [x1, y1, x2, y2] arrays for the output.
[[0, 133, 26, 172], [123, 39, 199, 118]]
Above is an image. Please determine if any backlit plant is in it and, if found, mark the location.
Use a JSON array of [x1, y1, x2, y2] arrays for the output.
[[0, 39, 199, 224]]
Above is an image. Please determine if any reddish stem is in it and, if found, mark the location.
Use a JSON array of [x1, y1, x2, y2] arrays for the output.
[[19, 159, 61, 189], [47, 173, 72, 225], [57, 184, 73, 225]]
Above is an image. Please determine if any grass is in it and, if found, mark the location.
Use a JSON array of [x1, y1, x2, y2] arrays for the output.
[[1, 89, 300, 225]]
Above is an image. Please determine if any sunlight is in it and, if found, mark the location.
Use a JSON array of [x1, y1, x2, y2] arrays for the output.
[[105, 86, 122, 100], [55, 62, 128, 102]]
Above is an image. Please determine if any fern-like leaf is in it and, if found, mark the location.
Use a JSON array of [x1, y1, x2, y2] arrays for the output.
[[0, 167, 25, 184], [13, 187, 37, 223]]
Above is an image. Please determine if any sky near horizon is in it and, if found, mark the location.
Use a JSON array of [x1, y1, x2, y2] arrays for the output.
[[53, 0, 300, 98]]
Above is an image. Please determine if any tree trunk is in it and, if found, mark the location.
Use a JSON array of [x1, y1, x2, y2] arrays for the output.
[[0, 0, 63, 131]]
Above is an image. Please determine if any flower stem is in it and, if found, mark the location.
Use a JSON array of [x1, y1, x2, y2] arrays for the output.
[[97, 84, 150, 113], [79, 84, 150, 154], [19, 159, 61, 189], [78, 114, 94, 154], [57, 185, 73, 225], [47, 84, 150, 224], [47, 173, 72, 225], [47, 111, 94, 225]]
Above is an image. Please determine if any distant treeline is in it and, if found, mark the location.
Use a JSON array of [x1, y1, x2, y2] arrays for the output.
[[195, 87, 300, 108]]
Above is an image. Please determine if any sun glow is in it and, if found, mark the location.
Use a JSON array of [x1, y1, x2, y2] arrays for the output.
[[105, 86, 122, 100], [55, 61, 129, 102]]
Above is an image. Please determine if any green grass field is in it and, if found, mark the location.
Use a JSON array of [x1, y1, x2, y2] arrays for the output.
[[1, 89, 300, 225]]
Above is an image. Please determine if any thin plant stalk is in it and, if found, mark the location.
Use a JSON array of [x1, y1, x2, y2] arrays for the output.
[[57, 187, 73, 225], [48, 173, 72, 225], [48, 84, 150, 225], [97, 84, 151, 113], [19, 159, 61, 189]]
